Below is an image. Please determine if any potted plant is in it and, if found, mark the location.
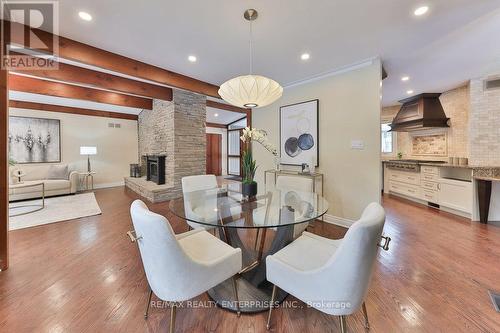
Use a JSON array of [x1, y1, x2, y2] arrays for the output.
[[240, 127, 277, 198], [242, 150, 258, 197]]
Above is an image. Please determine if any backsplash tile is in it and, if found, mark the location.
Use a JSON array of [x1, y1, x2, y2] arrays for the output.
[[412, 134, 447, 156]]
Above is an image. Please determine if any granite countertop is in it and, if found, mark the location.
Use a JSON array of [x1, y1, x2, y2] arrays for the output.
[[381, 160, 472, 169], [382, 160, 500, 181]]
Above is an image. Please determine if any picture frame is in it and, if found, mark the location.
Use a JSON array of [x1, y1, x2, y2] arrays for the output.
[[8, 116, 61, 163], [279, 99, 319, 166]]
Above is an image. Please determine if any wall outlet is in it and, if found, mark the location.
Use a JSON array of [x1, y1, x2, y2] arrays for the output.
[[351, 140, 364, 150]]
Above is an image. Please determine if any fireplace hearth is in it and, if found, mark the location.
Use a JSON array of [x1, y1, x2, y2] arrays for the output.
[[146, 155, 165, 185]]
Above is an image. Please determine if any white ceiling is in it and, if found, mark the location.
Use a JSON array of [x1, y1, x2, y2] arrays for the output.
[[206, 107, 244, 125], [26, 1, 500, 106]]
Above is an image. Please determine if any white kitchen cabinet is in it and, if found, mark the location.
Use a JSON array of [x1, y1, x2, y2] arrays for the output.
[[438, 179, 473, 214]]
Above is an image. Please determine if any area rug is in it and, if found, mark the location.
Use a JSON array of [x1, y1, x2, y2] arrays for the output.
[[9, 192, 102, 231]]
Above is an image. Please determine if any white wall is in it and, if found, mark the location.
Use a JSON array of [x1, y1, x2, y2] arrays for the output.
[[253, 59, 382, 220], [9, 108, 139, 188], [206, 126, 227, 175]]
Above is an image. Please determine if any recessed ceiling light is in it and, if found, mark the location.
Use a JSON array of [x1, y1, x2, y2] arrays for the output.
[[407, 90, 414, 95], [214, 113, 219, 117], [300, 53, 310, 61], [78, 11, 92, 21], [188, 55, 197, 62], [414, 6, 429, 16], [401, 76, 410, 81]]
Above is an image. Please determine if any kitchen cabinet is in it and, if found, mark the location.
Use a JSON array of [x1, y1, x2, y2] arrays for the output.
[[438, 179, 472, 214], [384, 163, 473, 218]]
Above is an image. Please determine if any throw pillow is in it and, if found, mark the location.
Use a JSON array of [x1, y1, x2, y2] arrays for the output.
[[47, 165, 69, 180]]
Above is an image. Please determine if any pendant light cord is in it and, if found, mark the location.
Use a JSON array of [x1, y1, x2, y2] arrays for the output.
[[249, 19, 253, 75]]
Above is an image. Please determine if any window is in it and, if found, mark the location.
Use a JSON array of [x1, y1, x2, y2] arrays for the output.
[[381, 123, 394, 154]]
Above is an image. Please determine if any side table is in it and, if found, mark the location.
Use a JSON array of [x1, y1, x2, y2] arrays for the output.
[[78, 172, 96, 191], [9, 182, 45, 217]]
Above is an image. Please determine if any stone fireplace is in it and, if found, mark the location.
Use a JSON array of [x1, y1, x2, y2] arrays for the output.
[[125, 90, 206, 202]]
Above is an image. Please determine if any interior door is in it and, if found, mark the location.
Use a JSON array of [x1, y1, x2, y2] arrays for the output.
[[206, 133, 222, 176], [227, 129, 242, 176]]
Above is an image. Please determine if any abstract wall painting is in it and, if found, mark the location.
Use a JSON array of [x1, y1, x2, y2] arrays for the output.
[[280, 99, 319, 166], [8, 116, 61, 163]]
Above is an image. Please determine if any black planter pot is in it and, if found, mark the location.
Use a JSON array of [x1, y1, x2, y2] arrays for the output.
[[242, 182, 258, 198]]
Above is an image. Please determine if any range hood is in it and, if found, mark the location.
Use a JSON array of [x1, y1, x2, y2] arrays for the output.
[[389, 93, 450, 132]]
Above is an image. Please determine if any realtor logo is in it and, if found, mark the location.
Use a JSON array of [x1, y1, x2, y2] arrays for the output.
[[1, 0, 59, 70]]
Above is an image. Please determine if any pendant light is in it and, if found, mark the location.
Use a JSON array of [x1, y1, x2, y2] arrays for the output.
[[218, 9, 283, 109]]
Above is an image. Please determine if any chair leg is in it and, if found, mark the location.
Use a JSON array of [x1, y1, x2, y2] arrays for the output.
[[266, 285, 277, 330], [169, 304, 177, 333], [144, 288, 153, 319], [339, 315, 347, 333], [231, 276, 241, 317], [362, 302, 370, 329]]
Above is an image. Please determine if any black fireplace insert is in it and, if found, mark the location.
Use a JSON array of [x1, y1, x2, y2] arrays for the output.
[[146, 155, 165, 185]]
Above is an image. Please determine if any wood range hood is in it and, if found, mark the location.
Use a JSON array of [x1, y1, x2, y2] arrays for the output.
[[389, 93, 450, 132]]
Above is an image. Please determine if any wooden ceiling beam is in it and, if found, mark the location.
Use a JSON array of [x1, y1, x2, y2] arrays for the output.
[[4, 20, 220, 98], [9, 74, 152, 109], [11, 55, 172, 101], [206, 122, 227, 129], [206, 100, 250, 114], [9, 100, 138, 120]]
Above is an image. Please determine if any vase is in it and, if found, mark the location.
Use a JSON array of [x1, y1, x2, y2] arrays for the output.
[[242, 182, 258, 198]]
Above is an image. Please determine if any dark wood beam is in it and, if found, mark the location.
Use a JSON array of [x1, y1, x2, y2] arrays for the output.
[[206, 122, 227, 129], [9, 100, 138, 120], [227, 115, 248, 127], [11, 55, 172, 101], [206, 100, 249, 114], [5, 20, 220, 98], [9, 75, 152, 109], [0, 33, 8, 271]]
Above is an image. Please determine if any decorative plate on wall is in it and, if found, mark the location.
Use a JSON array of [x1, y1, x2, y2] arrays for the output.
[[8, 116, 61, 163], [279, 99, 319, 166]]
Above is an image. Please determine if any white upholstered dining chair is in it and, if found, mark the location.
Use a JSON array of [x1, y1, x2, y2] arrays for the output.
[[128, 200, 242, 333], [181, 175, 218, 230], [265, 202, 390, 332]]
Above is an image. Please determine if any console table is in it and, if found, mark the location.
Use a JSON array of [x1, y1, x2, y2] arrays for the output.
[[264, 169, 324, 195]]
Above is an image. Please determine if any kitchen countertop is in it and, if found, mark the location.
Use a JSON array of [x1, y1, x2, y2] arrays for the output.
[[381, 160, 472, 168], [382, 160, 500, 181]]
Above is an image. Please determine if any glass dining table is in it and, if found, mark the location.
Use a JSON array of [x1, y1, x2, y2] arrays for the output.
[[169, 183, 329, 313]]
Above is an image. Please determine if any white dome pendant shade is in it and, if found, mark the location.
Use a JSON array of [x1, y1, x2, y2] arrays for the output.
[[218, 74, 283, 108], [219, 9, 283, 109]]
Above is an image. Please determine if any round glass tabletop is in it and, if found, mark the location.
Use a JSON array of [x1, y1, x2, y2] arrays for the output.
[[168, 183, 329, 229]]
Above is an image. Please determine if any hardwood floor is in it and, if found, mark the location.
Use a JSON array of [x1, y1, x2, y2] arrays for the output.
[[1, 187, 499, 332]]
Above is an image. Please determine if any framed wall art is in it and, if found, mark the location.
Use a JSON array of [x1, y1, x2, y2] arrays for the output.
[[280, 99, 319, 166], [8, 116, 61, 163]]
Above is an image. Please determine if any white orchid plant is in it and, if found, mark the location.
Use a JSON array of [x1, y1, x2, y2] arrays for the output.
[[240, 127, 277, 185]]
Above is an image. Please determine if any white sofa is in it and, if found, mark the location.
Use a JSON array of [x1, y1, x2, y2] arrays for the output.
[[9, 165, 79, 201]]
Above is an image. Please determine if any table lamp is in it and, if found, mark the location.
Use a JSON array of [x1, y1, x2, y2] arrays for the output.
[[80, 146, 97, 172]]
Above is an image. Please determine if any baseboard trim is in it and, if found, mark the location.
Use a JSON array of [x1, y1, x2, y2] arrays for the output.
[[93, 181, 124, 190], [322, 214, 354, 228]]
